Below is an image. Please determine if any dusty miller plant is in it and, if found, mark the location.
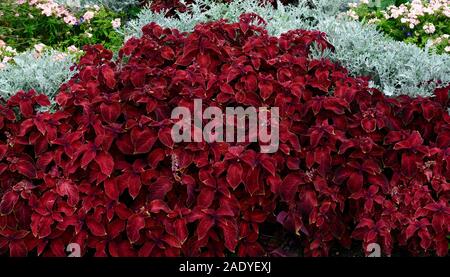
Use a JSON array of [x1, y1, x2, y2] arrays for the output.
[[0, 49, 76, 103]]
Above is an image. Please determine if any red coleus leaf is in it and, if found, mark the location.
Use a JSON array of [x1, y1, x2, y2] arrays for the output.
[[0, 144, 8, 160], [196, 216, 214, 241], [9, 241, 28, 257], [119, 172, 141, 199], [400, 152, 415, 177], [393, 131, 424, 150], [80, 143, 96, 169], [100, 102, 121, 123], [158, 127, 174, 148], [0, 191, 19, 215], [14, 160, 37, 179], [56, 180, 79, 207], [361, 118, 376, 133], [31, 215, 53, 238], [259, 155, 277, 176], [226, 163, 243, 190], [101, 65, 116, 89], [95, 151, 114, 176], [161, 46, 175, 60], [104, 178, 120, 201], [280, 173, 304, 201], [130, 69, 146, 87], [148, 177, 173, 200], [218, 218, 238, 252], [127, 214, 146, 244], [131, 127, 158, 154], [0, 229, 30, 257], [86, 217, 107, 237]]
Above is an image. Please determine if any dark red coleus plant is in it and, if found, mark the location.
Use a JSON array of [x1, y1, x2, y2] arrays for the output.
[[0, 14, 449, 257]]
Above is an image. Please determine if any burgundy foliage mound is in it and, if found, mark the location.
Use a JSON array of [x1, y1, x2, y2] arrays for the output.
[[0, 15, 449, 257]]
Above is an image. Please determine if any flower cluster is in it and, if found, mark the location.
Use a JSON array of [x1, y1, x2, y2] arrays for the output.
[[0, 16, 448, 257], [348, 0, 450, 53], [1, 0, 127, 54], [19, 0, 122, 29], [383, 0, 450, 29], [430, 34, 450, 52], [0, 41, 18, 70], [19, 0, 80, 25]]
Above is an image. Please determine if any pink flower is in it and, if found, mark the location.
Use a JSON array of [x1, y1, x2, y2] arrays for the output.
[[2, 56, 12, 63], [37, 3, 54, 17], [68, 45, 78, 53], [83, 11, 95, 22], [64, 15, 77, 25], [111, 18, 121, 29], [52, 53, 67, 61], [444, 7, 450, 17], [423, 23, 436, 34], [34, 43, 46, 53]]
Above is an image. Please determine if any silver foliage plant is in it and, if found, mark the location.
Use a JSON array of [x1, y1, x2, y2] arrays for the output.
[[0, 50, 76, 103], [123, 0, 450, 97]]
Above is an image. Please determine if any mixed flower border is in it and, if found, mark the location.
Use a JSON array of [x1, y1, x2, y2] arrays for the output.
[[0, 0, 449, 257]]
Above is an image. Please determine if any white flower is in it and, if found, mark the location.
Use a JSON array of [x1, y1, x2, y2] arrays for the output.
[[2, 56, 12, 63], [68, 45, 78, 53], [85, 32, 93, 38], [37, 2, 54, 17], [346, 10, 359, 20], [93, 5, 100, 11], [433, 37, 443, 45], [64, 15, 77, 25], [348, 3, 358, 8], [445, 46, 450, 53], [111, 18, 121, 29], [444, 7, 450, 17], [52, 53, 67, 61], [368, 18, 380, 24], [83, 11, 95, 22], [34, 43, 46, 53], [360, 0, 369, 4], [391, 11, 401, 19], [0, 40, 5, 48], [0, 63, 6, 70], [423, 7, 434, 14], [423, 23, 436, 34], [16, 0, 26, 4]]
